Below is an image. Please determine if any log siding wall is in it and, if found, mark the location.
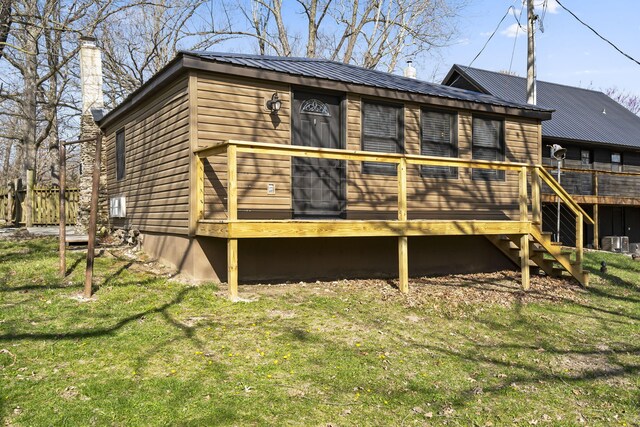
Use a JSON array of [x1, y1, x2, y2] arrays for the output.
[[104, 76, 191, 234]]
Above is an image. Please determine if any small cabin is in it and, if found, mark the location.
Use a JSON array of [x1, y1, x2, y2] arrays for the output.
[[97, 52, 591, 296]]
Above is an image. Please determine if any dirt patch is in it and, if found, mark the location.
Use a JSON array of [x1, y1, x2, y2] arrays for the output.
[[238, 270, 586, 308], [553, 353, 621, 379]]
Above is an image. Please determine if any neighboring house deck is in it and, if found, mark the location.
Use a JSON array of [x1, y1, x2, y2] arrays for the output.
[[96, 52, 592, 296], [443, 65, 640, 248]]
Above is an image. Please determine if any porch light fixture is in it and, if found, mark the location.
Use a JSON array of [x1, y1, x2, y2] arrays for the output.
[[266, 92, 282, 114], [548, 144, 566, 243]]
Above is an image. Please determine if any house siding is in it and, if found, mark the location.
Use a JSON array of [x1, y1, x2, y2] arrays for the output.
[[195, 72, 292, 220], [104, 75, 191, 234]]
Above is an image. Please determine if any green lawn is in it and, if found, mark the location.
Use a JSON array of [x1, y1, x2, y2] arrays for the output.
[[1, 238, 638, 426]]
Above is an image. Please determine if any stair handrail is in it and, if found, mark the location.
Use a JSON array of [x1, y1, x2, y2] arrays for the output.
[[536, 165, 595, 225]]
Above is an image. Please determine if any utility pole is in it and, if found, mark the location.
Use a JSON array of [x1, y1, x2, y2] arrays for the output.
[[527, 0, 537, 105]]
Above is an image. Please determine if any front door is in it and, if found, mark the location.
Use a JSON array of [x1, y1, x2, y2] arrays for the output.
[[292, 92, 345, 218]]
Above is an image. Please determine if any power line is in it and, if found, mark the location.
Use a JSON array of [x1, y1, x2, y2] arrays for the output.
[[555, 0, 640, 67], [469, 6, 514, 67], [508, 1, 526, 73]]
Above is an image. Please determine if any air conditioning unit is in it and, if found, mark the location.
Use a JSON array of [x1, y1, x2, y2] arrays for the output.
[[109, 196, 126, 218], [601, 236, 629, 253]]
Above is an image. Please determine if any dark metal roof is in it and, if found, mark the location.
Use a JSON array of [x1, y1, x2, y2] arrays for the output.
[[182, 51, 551, 114], [444, 65, 640, 149]]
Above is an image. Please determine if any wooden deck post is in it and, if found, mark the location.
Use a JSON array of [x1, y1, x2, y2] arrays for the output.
[[397, 158, 408, 293], [576, 212, 584, 266], [59, 142, 66, 277], [519, 167, 530, 291], [593, 172, 599, 249], [531, 167, 541, 226], [227, 143, 239, 299], [227, 144, 238, 221], [228, 238, 238, 299]]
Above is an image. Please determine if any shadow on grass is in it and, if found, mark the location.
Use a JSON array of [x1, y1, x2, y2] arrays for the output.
[[0, 287, 196, 342]]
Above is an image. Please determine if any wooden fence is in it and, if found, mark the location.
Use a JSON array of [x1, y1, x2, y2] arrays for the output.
[[0, 187, 79, 225]]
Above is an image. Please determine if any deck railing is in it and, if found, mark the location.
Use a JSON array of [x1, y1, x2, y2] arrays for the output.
[[541, 166, 640, 201], [194, 140, 595, 296], [195, 140, 593, 235]]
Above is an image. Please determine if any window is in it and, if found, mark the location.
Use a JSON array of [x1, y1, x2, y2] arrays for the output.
[[421, 109, 457, 178], [361, 101, 403, 175], [611, 152, 622, 172], [581, 149, 592, 167], [472, 116, 504, 180], [116, 128, 126, 181]]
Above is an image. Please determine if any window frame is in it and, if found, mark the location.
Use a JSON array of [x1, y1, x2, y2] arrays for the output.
[[581, 149, 593, 168], [360, 100, 404, 176], [420, 108, 458, 179], [611, 152, 622, 172], [471, 115, 505, 181], [115, 128, 126, 181]]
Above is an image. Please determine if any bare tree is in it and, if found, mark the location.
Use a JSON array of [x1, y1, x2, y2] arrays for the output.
[[605, 87, 640, 116], [101, 0, 230, 107], [0, 0, 11, 59], [216, 0, 462, 72]]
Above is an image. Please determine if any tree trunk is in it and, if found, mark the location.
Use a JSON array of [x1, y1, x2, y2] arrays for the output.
[[22, 5, 38, 227], [0, 0, 11, 59]]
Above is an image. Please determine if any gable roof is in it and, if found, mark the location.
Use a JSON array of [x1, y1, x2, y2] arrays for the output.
[[97, 52, 553, 128], [443, 64, 640, 150], [182, 51, 551, 115]]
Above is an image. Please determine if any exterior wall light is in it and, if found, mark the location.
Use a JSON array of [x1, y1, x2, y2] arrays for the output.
[[266, 92, 282, 114], [548, 143, 566, 243]]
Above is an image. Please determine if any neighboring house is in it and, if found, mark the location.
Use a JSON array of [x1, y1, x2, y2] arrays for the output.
[[443, 65, 640, 249], [95, 52, 590, 295]]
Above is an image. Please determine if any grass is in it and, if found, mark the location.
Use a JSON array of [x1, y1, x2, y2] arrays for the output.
[[0, 238, 639, 426]]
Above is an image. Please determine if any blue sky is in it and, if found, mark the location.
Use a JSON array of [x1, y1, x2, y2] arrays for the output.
[[429, 0, 640, 93]]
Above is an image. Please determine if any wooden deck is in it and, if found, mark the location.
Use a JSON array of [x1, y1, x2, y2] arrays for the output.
[[194, 140, 595, 299]]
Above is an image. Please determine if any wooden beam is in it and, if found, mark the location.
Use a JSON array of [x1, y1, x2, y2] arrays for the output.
[[398, 236, 408, 293], [83, 133, 102, 299], [593, 203, 599, 249], [227, 144, 238, 221], [188, 72, 199, 236], [196, 221, 228, 237], [195, 219, 532, 238], [520, 233, 530, 291], [519, 166, 528, 222], [227, 238, 238, 299], [531, 167, 541, 225], [194, 143, 228, 158], [397, 158, 407, 221], [59, 142, 66, 277], [576, 212, 583, 266], [540, 194, 640, 206], [230, 139, 531, 171]]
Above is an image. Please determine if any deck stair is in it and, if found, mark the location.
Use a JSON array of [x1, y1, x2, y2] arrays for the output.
[[487, 226, 589, 286]]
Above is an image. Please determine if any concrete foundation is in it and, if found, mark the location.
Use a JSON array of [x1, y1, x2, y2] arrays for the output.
[[142, 233, 515, 283]]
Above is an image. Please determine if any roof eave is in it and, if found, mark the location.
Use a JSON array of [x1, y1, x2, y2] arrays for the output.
[[183, 55, 551, 120]]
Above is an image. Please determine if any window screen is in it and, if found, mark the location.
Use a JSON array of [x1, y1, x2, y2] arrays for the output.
[[362, 102, 403, 175], [116, 129, 126, 181], [421, 110, 457, 178], [472, 116, 504, 180]]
